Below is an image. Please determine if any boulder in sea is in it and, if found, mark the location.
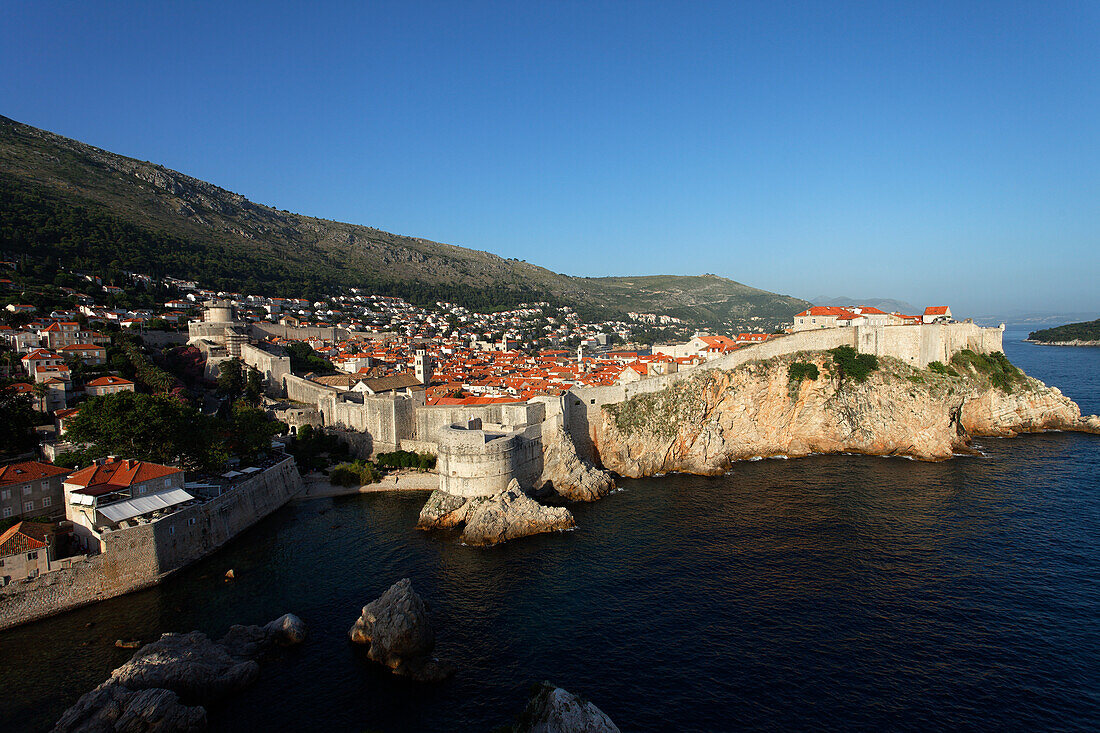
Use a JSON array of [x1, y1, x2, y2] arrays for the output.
[[417, 480, 576, 547], [415, 489, 470, 530], [348, 578, 454, 682], [460, 480, 576, 547], [511, 681, 621, 733], [53, 614, 307, 732], [54, 685, 207, 733]]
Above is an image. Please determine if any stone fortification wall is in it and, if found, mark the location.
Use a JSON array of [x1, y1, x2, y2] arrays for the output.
[[139, 331, 188, 348], [285, 373, 338, 404], [249, 323, 349, 342], [856, 322, 1004, 368], [415, 401, 545, 443], [436, 423, 544, 497], [323, 393, 417, 456], [240, 343, 291, 395], [0, 458, 302, 632], [285, 374, 419, 457], [566, 324, 1002, 462]]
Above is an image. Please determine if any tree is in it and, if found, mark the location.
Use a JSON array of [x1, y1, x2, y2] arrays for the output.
[[66, 392, 218, 469], [223, 403, 285, 464], [0, 384, 38, 456], [216, 358, 245, 402], [244, 366, 264, 405]]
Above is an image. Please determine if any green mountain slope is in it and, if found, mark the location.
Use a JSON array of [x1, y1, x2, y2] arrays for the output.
[[0, 115, 809, 325]]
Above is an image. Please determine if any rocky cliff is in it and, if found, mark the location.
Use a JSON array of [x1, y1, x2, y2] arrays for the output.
[[594, 352, 1100, 477]]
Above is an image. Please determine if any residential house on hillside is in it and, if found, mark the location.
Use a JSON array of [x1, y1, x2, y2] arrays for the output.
[[64, 458, 190, 553], [0, 461, 71, 521], [85, 376, 135, 396]]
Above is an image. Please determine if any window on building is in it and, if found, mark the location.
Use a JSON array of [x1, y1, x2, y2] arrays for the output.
[[2, 508, 10, 518], [138, 486, 147, 495], [164, 478, 171, 487], [40, 481, 49, 490], [42, 496, 51, 507], [0, 489, 9, 500], [169, 526, 175, 535], [23, 501, 33, 512], [22, 485, 31, 496], [27, 551, 38, 560]]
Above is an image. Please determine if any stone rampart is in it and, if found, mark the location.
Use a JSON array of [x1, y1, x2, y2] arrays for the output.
[[249, 323, 349, 342], [415, 401, 545, 443], [0, 457, 302, 632], [436, 422, 544, 497], [240, 343, 291, 396], [565, 323, 1003, 462]]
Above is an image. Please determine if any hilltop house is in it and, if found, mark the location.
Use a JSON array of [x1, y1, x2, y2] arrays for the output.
[[85, 376, 135, 396]]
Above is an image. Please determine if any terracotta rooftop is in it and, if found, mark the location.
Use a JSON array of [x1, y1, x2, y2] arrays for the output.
[[0, 461, 70, 488]]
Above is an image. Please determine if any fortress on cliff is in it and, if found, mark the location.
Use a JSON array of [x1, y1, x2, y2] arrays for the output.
[[196, 302, 1005, 497]]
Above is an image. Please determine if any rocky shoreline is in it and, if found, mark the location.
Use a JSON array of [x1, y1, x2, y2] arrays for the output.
[[592, 351, 1100, 478], [54, 613, 307, 732], [1024, 339, 1100, 347]]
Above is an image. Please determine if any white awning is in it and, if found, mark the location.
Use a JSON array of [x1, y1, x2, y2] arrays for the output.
[[221, 470, 243, 478], [239, 466, 260, 474], [97, 488, 196, 524]]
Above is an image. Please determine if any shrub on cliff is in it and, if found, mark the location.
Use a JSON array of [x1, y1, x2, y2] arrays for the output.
[[788, 361, 820, 384], [928, 361, 959, 377], [829, 346, 878, 383], [951, 350, 1024, 392]]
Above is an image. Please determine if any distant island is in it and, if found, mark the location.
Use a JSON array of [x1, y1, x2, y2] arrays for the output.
[[1026, 318, 1100, 346]]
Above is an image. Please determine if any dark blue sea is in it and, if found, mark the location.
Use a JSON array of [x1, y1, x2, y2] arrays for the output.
[[2, 329, 1098, 731]]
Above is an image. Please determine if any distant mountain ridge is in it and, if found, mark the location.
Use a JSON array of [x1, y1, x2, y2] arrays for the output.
[[0, 115, 809, 326], [811, 296, 920, 314]]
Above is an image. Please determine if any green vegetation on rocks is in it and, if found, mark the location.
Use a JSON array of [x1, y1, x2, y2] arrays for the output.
[[788, 361, 820, 384], [928, 361, 959, 377], [950, 350, 1025, 393], [829, 345, 879, 383]]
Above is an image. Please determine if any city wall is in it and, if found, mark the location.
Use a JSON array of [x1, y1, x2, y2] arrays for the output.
[[436, 422, 544, 497], [0, 458, 303, 632], [249, 323, 349, 342], [566, 322, 1003, 462]]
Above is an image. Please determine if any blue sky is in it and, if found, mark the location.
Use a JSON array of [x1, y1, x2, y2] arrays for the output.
[[3, 1, 1098, 315]]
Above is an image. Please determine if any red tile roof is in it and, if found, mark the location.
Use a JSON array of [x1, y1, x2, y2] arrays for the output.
[[86, 376, 134, 387], [65, 458, 181, 494], [924, 306, 950, 316], [0, 461, 70, 488], [0, 521, 52, 558]]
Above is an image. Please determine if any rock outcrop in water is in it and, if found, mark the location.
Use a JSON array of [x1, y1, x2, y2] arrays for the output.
[[537, 424, 615, 502], [594, 352, 1100, 477], [54, 614, 306, 732], [510, 682, 621, 733], [348, 578, 454, 682], [417, 480, 576, 546]]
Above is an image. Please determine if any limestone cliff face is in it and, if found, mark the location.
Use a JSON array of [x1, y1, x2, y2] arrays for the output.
[[594, 353, 1099, 478], [538, 424, 616, 502]]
